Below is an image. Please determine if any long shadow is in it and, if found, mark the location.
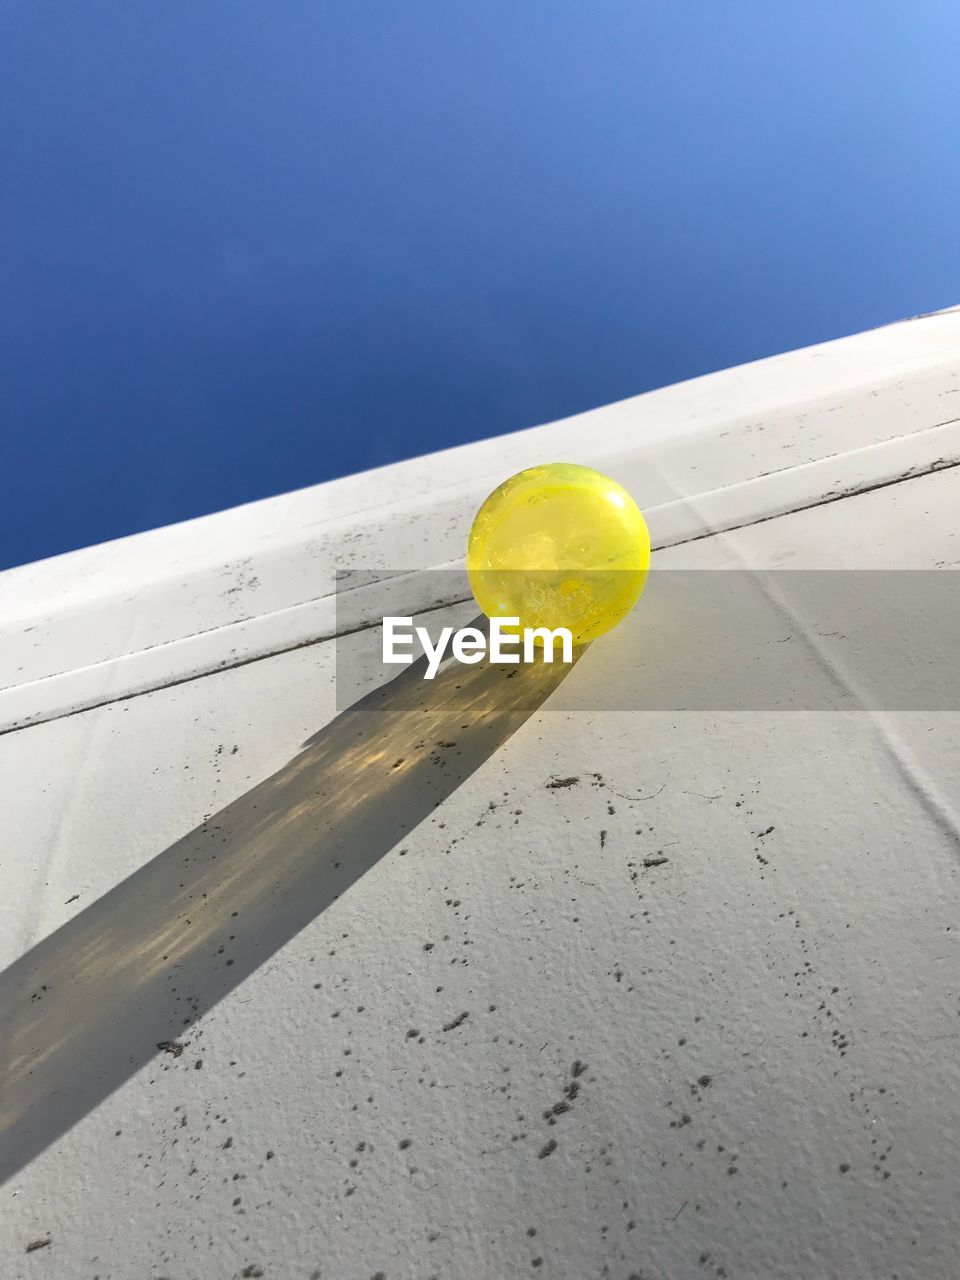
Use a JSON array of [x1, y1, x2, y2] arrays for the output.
[[0, 636, 579, 1186]]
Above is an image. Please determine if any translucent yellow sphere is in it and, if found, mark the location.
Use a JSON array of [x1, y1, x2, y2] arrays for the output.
[[466, 462, 650, 645]]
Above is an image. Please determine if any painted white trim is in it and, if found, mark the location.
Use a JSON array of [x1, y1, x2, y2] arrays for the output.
[[2, 306, 959, 732]]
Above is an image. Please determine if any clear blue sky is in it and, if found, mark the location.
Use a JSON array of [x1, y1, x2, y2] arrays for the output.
[[2, 2, 959, 570]]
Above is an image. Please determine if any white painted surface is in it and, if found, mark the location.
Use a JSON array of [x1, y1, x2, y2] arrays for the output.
[[4, 306, 960, 733], [1, 310, 960, 1279]]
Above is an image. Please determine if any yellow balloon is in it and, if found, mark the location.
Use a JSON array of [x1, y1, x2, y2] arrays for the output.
[[467, 462, 650, 645]]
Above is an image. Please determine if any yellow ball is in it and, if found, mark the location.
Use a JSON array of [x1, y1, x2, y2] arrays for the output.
[[466, 462, 650, 645]]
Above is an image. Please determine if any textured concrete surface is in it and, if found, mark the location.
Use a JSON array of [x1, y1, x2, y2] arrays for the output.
[[2, 312, 960, 1279]]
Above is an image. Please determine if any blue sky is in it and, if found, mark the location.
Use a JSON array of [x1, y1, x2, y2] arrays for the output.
[[2, 2, 959, 570]]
